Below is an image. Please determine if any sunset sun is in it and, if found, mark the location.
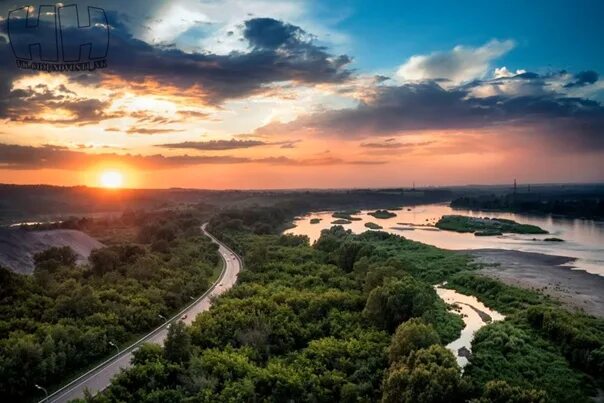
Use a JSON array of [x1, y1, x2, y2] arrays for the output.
[[100, 171, 124, 189]]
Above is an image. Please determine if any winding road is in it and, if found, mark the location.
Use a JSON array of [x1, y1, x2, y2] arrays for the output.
[[42, 224, 242, 403]]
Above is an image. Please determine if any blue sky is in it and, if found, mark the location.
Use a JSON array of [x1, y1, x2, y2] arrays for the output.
[[317, 0, 604, 75]]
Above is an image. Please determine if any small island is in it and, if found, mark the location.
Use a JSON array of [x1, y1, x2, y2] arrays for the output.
[[310, 218, 322, 224], [368, 209, 397, 219], [364, 222, 383, 230], [332, 210, 362, 221], [436, 215, 548, 236], [544, 237, 564, 242], [331, 219, 352, 225]]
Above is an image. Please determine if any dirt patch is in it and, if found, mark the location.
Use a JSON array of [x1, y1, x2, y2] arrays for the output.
[[467, 249, 604, 318], [0, 228, 103, 274]]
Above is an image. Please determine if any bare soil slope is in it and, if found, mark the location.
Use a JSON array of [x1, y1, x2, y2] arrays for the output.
[[0, 228, 103, 274]]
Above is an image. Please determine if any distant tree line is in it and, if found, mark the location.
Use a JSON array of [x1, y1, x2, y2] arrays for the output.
[[451, 192, 604, 219]]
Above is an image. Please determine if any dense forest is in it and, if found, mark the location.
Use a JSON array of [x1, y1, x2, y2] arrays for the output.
[[78, 206, 603, 402], [450, 190, 604, 219], [0, 209, 221, 401]]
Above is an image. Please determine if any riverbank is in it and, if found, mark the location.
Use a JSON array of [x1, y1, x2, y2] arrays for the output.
[[466, 249, 604, 318]]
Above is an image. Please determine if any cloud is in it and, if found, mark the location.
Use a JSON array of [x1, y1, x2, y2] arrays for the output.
[[98, 15, 351, 103], [156, 139, 299, 150], [397, 39, 515, 83], [0, 12, 352, 123], [494, 66, 527, 79], [0, 144, 248, 170], [250, 76, 604, 151], [126, 128, 184, 135], [0, 143, 378, 170], [564, 70, 599, 88], [244, 18, 305, 50], [157, 139, 268, 150], [360, 140, 434, 149], [4, 86, 117, 124]]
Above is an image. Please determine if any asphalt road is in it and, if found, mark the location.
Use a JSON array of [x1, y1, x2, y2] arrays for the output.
[[42, 224, 242, 403]]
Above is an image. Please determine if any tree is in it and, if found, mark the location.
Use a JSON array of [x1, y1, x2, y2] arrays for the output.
[[34, 246, 77, 272], [132, 343, 164, 366], [363, 277, 436, 332], [475, 380, 547, 403], [382, 345, 463, 403], [89, 248, 120, 275], [164, 321, 191, 365], [389, 319, 440, 364]]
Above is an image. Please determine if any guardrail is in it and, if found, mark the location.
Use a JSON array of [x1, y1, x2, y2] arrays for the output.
[[41, 224, 241, 403]]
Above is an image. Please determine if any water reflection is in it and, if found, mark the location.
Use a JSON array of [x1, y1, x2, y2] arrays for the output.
[[435, 284, 505, 368], [285, 203, 604, 276]]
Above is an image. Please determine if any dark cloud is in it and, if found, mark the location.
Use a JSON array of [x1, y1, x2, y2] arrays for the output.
[[156, 139, 300, 150], [3, 84, 117, 124], [101, 14, 351, 103], [253, 79, 604, 150], [0, 143, 379, 170], [0, 143, 248, 170], [360, 140, 434, 149], [564, 70, 599, 88], [243, 18, 304, 50], [126, 128, 184, 135], [0, 12, 351, 122], [158, 139, 268, 150]]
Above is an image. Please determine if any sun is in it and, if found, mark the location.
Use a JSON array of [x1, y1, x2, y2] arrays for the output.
[[99, 171, 124, 189]]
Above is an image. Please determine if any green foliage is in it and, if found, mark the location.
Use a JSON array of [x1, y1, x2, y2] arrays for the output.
[[447, 273, 550, 314], [332, 211, 362, 221], [526, 305, 604, 376], [92, 206, 601, 402], [465, 322, 593, 403], [436, 215, 547, 234], [472, 380, 547, 403], [34, 246, 77, 272], [368, 209, 397, 219], [164, 321, 192, 365], [331, 219, 352, 224], [388, 319, 440, 364], [0, 210, 219, 401], [363, 276, 436, 332], [382, 345, 464, 403]]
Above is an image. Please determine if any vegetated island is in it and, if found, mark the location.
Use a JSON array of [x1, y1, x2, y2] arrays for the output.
[[544, 237, 564, 242], [368, 209, 397, 219], [310, 218, 322, 224], [331, 219, 352, 225], [364, 222, 383, 230], [436, 215, 548, 236], [332, 210, 362, 221]]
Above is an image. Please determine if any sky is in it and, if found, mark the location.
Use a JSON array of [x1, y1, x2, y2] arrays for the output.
[[0, 0, 602, 189]]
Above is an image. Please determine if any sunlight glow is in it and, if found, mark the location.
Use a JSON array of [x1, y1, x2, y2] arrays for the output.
[[99, 171, 124, 189]]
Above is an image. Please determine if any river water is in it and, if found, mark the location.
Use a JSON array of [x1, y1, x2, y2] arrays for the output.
[[435, 284, 505, 367], [285, 203, 604, 276]]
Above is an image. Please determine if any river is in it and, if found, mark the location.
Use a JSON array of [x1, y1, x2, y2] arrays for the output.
[[285, 203, 604, 276]]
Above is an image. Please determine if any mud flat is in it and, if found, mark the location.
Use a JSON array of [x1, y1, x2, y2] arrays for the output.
[[467, 248, 604, 318], [0, 228, 103, 274]]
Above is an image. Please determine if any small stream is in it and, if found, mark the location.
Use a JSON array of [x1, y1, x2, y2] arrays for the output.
[[435, 283, 505, 367]]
